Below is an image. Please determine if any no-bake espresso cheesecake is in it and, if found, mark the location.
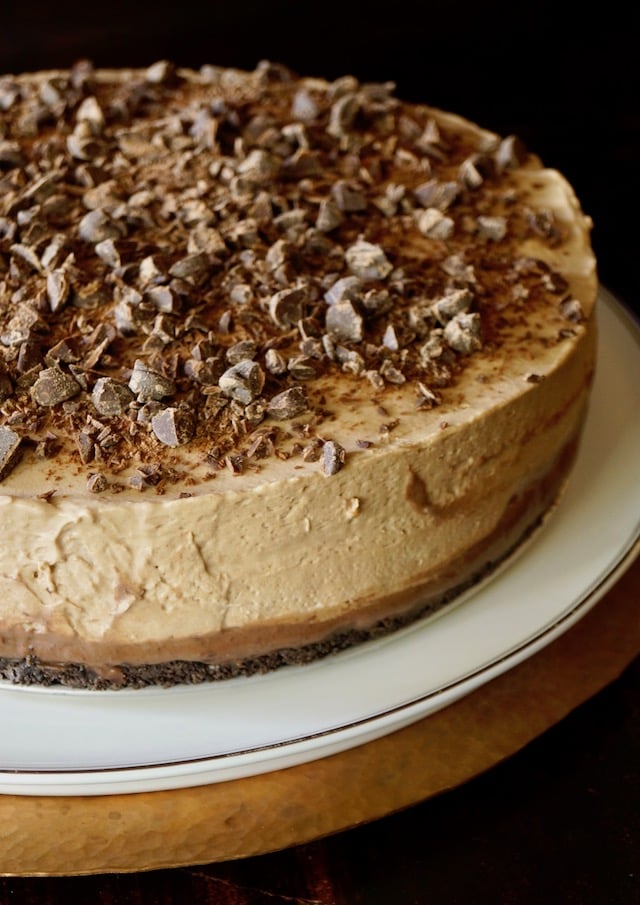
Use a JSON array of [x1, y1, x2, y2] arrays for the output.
[[0, 60, 597, 688]]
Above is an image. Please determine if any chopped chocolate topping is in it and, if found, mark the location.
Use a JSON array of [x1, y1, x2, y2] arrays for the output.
[[0, 60, 574, 487]]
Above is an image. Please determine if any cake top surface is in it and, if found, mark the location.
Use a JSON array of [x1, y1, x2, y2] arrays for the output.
[[0, 59, 597, 500]]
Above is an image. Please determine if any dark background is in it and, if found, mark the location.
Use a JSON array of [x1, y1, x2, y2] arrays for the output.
[[0, 3, 639, 902], [1, 0, 639, 314]]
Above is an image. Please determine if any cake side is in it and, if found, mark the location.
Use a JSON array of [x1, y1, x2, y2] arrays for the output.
[[0, 61, 597, 687]]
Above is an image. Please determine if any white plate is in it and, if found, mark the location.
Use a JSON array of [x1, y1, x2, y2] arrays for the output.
[[0, 287, 638, 797]]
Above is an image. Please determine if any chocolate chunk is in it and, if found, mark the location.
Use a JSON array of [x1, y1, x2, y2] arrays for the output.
[[87, 473, 108, 493], [477, 215, 507, 241], [458, 156, 484, 189], [441, 253, 476, 284], [316, 197, 344, 232], [382, 324, 399, 351], [416, 208, 454, 239], [0, 427, 22, 479], [31, 366, 81, 407], [78, 208, 124, 243], [268, 287, 306, 328], [76, 431, 95, 464], [184, 355, 225, 385], [431, 288, 473, 324], [168, 252, 213, 285], [325, 299, 364, 343], [128, 360, 176, 401], [324, 276, 362, 307], [287, 355, 317, 380], [145, 285, 180, 314], [145, 60, 178, 84], [0, 370, 13, 402], [379, 359, 406, 384], [219, 360, 265, 405], [331, 180, 367, 213], [226, 340, 258, 364], [17, 342, 43, 374], [92, 377, 135, 416], [291, 87, 319, 121], [267, 386, 308, 420], [151, 407, 195, 447], [236, 148, 281, 186], [495, 134, 527, 172], [265, 348, 287, 375], [10, 244, 43, 275], [416, 382, 440, 409], [444, 312, 483, 354], [282, 149, 322, 180], [560, 298, 585, 323], [0, 140, 24, 168], [75, 95, 105, 131], [322, 439, 346, 476], [345, 239, 392, 281], [46, 269, 71, 312], [414, 179, 459, 211], [327, 92, 359, 137], [335, 346, 365, 375], [67, 124, 105, 161]]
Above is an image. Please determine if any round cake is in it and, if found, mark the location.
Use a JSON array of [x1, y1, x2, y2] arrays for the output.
[[0, 59, 597, 688]]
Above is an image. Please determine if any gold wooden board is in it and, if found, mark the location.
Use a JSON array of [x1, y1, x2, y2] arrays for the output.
[[0, 552, 638, 877]]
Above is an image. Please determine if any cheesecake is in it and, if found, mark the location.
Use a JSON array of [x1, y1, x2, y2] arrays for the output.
[[0, 60, 597, 687]]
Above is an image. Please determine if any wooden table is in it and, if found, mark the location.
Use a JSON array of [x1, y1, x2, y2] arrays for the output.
[[0, 4, 638, 901]]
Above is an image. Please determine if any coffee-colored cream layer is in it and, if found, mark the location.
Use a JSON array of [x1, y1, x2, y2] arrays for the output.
[[0, 62, 597, 686]]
